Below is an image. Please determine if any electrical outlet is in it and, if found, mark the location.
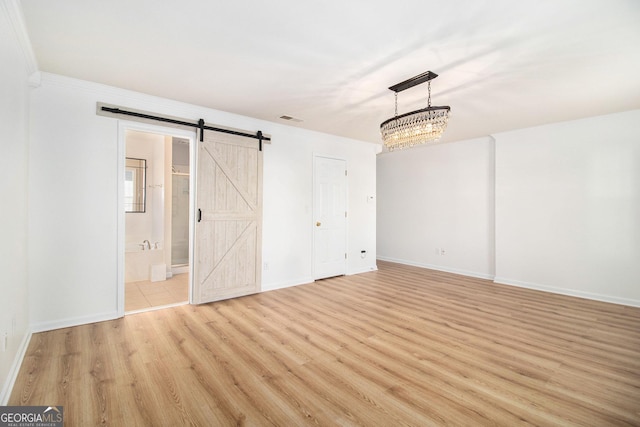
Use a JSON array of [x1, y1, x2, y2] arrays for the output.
[[263, 262, 269, 271], [11, 315, 16, 337], [1, 332, 6, 352], [440, 248, 446, 255]]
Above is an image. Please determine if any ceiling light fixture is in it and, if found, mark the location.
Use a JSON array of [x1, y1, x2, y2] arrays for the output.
[[380, 71, 450, 151]]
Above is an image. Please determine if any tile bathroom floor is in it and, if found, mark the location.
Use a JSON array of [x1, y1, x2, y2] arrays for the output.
[[125, 273, 189, 312]]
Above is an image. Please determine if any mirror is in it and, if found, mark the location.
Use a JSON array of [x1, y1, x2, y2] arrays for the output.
[[124, 157, 146, 213]]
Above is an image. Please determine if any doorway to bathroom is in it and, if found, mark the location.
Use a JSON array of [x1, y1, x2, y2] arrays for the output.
[[121, 124, 195, 313]]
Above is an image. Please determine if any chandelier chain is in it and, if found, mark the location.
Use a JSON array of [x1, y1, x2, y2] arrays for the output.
[[394, 92, 398, 117], [427, 81, 432, 108]]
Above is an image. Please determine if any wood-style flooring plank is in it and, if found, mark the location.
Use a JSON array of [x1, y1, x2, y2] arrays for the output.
[[9, 261, 640, 426]]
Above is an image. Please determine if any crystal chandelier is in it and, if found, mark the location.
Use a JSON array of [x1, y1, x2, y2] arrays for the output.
[[380, 71, 451, 151]]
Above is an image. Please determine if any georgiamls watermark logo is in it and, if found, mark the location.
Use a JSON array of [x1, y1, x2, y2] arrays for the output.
[[0, 406, 63, 427]]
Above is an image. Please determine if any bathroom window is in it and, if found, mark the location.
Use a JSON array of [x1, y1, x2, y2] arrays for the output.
[[125, 157, 146, 213]]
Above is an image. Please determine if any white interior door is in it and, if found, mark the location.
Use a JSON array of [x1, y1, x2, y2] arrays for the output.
[[193, 130, 262, 303], [313, 156, 347, 279]]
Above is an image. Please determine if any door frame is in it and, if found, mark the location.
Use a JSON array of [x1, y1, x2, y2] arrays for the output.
[[116, 121, 197, 316], [312, 154, 348, 280]]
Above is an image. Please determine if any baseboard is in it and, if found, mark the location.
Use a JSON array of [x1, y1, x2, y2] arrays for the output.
[[31, 310, 120, 333], [377, 256, 495, 280], [171, 265, 189, 275], [377, 257, 640, 307], [261, 276, 314, 292], [347, 265, 378, 275], [493, 276, 640, 308], [0, 330, 32, 405]]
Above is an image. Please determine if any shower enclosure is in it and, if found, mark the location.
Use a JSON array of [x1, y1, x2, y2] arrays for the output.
[[171, 173, 190, 269]]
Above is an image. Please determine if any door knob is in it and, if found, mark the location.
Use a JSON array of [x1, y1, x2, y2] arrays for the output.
[[316, 221, 321, 227]]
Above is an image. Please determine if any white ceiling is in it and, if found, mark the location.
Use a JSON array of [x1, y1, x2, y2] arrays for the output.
[[19, 0, 640, 145]]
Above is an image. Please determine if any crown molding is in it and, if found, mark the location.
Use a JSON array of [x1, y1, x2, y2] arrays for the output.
[[27, 70, 41, 87], [1, 0, 38, 75]]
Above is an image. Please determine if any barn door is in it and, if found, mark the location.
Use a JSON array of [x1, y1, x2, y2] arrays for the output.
[[194, 130, 262, 303]]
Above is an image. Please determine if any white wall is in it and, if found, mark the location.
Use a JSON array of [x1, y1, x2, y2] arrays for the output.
[[28, 76, 120, 330], [28, 72, 378, 330], [378, 110, 640, 306], [377, 137, 495, 279], [261, 128, 379, 289], [494, 110, 640, 305], [0, 2, 33, 404], [125, 130, 165, 249]]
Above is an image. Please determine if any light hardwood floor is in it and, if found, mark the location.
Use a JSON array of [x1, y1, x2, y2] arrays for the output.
[[10, 261, 640, 425]]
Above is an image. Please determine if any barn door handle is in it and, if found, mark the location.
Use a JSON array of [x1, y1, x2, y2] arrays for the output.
[[198, 208, 202, 222]]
